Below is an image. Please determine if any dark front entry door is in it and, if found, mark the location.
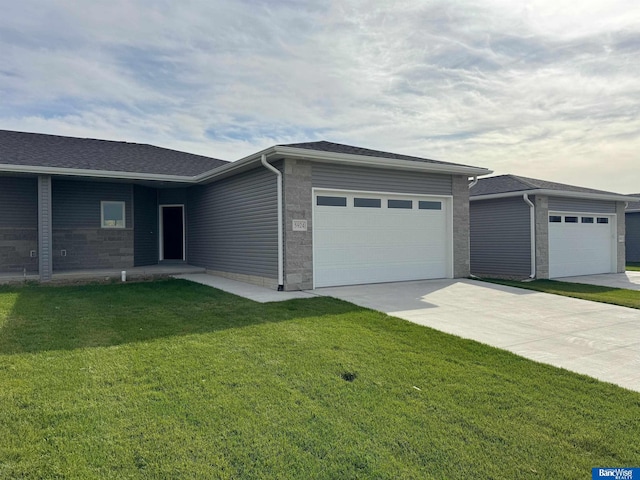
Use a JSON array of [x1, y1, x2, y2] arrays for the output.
[[162, 206, 184, 260]]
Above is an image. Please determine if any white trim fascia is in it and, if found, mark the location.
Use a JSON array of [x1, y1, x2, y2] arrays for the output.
[[273, 146, 492, 176], [0, 164, 197, 183], [470, 189, 633, 203], [626, 209, 640, 213]]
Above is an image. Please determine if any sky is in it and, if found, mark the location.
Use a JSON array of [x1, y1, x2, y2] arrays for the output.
[[1, 0, 639, 193]]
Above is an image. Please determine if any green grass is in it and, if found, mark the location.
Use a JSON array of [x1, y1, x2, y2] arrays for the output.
[[1, 280, 639, 479], [627, 262, 640, 271], [483, 278, 640, 310]]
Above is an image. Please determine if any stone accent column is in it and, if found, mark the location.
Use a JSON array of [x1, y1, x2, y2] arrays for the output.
[[616, 201, 626, 273], [534, 195, 549, 279], [452, 175, 470, 277], [37, 175, 53, 282], [283, 159, 313, 290]]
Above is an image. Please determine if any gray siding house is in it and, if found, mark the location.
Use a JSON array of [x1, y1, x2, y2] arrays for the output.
[[470, 175, 632, 279], [1, 130, 491, 290], [626, 196, 640, 263]]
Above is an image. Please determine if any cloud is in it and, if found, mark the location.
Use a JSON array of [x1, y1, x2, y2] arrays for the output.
[[0, 0, 638, 192]]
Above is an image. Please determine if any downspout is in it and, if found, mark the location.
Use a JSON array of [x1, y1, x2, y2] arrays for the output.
[[261, 154, 284, 290], [523, 194, 536, 279], [468, 175, 478, 189]]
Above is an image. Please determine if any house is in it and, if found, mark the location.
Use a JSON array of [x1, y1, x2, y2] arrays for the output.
[[0, 129, 491, 290], [469, 175, 633, 279], [626, 196, 640, 263]]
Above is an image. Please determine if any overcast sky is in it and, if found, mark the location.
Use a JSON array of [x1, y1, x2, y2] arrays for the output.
[[1, 0, 638, 192]]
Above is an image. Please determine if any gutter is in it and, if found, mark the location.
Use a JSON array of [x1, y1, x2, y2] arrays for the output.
[[260, 154, 284, 291], [522, 194, 536, 278], [470, 189, 634, 204]]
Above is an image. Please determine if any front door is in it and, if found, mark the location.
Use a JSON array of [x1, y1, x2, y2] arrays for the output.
[[161, 205, 184, 261]]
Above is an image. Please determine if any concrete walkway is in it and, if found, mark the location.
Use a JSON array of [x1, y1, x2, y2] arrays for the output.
[[173, 273, 318, 303], [316, 279, 640, 392], [558, 271, 640, 291]]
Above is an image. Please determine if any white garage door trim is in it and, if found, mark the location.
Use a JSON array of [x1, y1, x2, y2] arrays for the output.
[[312, 188, 453, 288], [548, 211, 617, 278]]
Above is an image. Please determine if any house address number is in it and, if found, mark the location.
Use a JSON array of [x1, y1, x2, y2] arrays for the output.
[[292, 219, 307, 231]]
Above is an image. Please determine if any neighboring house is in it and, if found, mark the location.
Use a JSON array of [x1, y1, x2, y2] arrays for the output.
[[0, 129, 491, 290], [626, 195, 640, 263], [469, 175, 633, 279]]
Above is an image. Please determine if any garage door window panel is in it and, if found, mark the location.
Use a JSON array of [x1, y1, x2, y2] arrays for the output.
[[354, 198, 381, 208], [317, 196, 347, 207], [597, 217, 609, 224], [419, 201, 442, 210], [388, 199, 413, 209], [582, 217, 594, 224], [564, 216, 578, 223]]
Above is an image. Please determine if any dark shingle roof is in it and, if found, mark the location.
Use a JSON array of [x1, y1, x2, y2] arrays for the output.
[[471, 174, 625, 197], [279, 140, 479, 168], [0, 130, 228, 176]]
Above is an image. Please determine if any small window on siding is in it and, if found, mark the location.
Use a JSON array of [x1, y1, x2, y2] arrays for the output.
[[419, 201, 442, 210], [388, 199, 412, 209], [564, 216, 578, 223], [581, 217, 594, 224], [549, 216, 562, 223], [597, 217, 609, 224], [317, 196, 347, 207], [101, 201, 125, 228], [354, 198, 381, 208]]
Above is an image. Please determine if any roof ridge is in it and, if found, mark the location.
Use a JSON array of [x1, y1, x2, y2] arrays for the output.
[[507, 174, 540, 189]]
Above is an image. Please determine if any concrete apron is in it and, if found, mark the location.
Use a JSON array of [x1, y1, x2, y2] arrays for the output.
[[315, 279, 640, 393], [556, 271, 640, 291]]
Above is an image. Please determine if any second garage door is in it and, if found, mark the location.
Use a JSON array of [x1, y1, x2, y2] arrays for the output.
[[313, 190, 452, 288], [548, 212, 616, 278]]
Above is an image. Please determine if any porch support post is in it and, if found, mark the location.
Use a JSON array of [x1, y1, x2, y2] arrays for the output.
[[38, 175, 53, 282]]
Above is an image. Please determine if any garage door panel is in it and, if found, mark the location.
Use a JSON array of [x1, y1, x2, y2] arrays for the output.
[[549, 214, 614, 278], [313, 190, 451, 287]]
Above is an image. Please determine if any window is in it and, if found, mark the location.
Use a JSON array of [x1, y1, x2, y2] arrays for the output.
[[317, 196, 347, 207], [564, 216, 578, 223], [101, 201, 125, 228], [354, 198, 381, 208], [388, 199, 412, 209], [597, 217, 609, 224], [581, 217, 594, 224], [419, 201, 442, 210], [549, 216, 562, 223]]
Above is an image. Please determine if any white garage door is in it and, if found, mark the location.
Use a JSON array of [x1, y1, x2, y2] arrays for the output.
[[548, 212, 615, 278], [313, 190, 452, 288]]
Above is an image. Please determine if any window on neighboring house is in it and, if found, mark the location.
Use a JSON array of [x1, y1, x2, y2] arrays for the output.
[[101, 201, 125, 228]]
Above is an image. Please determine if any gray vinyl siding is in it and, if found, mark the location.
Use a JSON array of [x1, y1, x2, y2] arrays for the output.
[[134, 185, 159, 266], [626, 212, 640, 262], [548, 197, 616, 214], [187, 167, 278, 278], [312, 163, 452, 195], [52, 179, 133, 228], [159, 188, 187, 205], [0, 176, 38, 228], [470, 197, 532, 277]]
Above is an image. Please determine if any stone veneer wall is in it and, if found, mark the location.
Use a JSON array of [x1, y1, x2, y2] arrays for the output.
[[452, 175, 471, 278], [0, 228, 38, 273], [282, 158, 313, 291], [53, 228, 134, 271], [616, 201, 626, 273], [534, 195, 549, 279]]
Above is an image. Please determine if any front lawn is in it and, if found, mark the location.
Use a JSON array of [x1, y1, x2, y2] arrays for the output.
[[627, 262, 640, 271], [1, 280, 638, 479], [484, 279, 640, 310]]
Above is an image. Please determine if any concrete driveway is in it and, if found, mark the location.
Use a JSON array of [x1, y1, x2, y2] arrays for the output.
[[316, 279, 640, 392], [557, 271, 640, 291]]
